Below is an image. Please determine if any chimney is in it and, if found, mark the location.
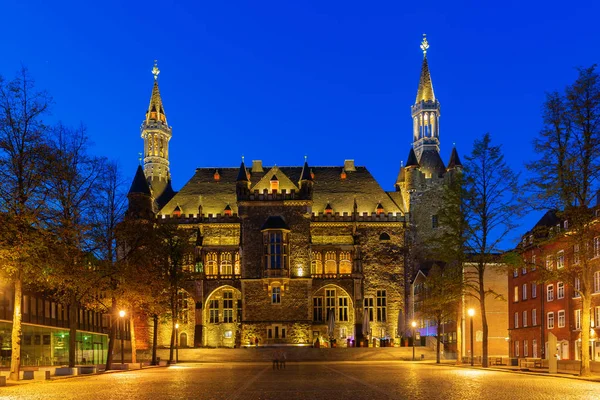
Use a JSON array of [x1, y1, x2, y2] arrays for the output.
[[252, 160, 263, 173], [344, 159, 356, 172]]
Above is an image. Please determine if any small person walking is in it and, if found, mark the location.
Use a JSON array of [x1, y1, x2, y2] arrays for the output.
[[272, 349, 279, 370], [279, 350, 286, 369]]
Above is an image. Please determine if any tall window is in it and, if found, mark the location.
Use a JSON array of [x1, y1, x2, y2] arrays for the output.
[[556, 251, 565, 269], [234, 252, 240, 275], [595, 271, 600, 293], [574, 277, 581, 297], [431, 215, 438, 228], [221, 252, 233, 275], [206, 252, 218, 275], [547, 284, 554, 302], [223, 291, 234, 322], [311, 252, 323, 275], [546, 255, 553, 270], [376, 290, 387, 322], [515, 341, 519, 357], [265, 232, 286, 269], [547, 312, 554, 329], [596, 307, 600, 328], [338, 297, 349, 322], [574, 244, 580, 264], [325, 289, 336, 319], [514, 312, 519, 329], [339, 252, 352, 274], [533, 339, 538, 358], [522, 311, 528, 327], [558, 310, 565, 328], [313, 297, 323, 322], [513, 268, 518, 278], [271, 287, 281, 304], [532, 309, 537, 326], [531, 254, 536, 270], [209, 299, 219, 323], [557, 282, 564, 299], [324, 252, 337, 274], [595, 237, 600, 258], [522, 284, 527, 300], [532, 283, 537, 298], [364, 297, 374, 322], [524, 340, 529, 357], [575, 309, 581, 330], [514, 286, 519, 302]]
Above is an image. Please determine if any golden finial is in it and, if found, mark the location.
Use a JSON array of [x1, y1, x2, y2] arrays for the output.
[[152, 60, 160, 80], [241, 155, 245, 163], [304, 155, 308, 162], [138, 152, 143, 165], [420, 34, 429, 56]]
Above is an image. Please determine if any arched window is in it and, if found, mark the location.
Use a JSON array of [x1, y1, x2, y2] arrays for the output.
[[339, 252, 352, 274], [205, 252, 218, 276], [220, 252, 233, 275], [234, 252, 240, 275], [379, 232, 391, 241], [311, 252, 323, 275], [325, 251, 337, 274]]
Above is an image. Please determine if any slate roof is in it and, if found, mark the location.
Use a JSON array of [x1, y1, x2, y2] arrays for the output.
[[418, 149, 446, 178], [447, 147, 462, 169], [159, 164, 403, 217], [416, 55, 435, 103], [129, 165, 151, 196]]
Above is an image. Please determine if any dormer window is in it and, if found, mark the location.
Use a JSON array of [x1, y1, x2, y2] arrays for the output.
[[310, 169, 315, 180], [173, 205, 182, 217], [270, 175, 279, 192], [340, 170, 347, 180], [214, 170, 220, 181], [224, 204, 232, 216], [376, 203, 384, 215], [324, 203, 333, 215]]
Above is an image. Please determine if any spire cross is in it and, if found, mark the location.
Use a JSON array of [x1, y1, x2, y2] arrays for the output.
[[138, 152, 143, 165], [241, 155, 245, 163], [304, 155, 308, 162], [152, 60, 160, 80], [420, 34, 429, 56]]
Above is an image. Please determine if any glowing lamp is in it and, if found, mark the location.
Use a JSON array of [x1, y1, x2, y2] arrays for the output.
[[468, 308, 475, 317], [119, 310, 126, 318]]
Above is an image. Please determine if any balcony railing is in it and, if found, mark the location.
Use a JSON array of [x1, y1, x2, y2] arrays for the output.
[[204, 274, 242, 280], [310, 273, 353, 279]]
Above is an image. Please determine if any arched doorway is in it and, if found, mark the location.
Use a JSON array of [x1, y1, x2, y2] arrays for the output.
[[311, 284, 355, 347], [179, 332, 188, 348]]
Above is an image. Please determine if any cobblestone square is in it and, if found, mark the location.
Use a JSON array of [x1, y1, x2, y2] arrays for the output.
[[1, 362, 598, 400]]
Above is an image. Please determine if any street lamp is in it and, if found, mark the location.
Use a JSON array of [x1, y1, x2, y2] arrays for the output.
[[411, 321, 417, 361], [175, 323, 180, 364], [468, 308, 475, 366], [119, 310, 126, 365]]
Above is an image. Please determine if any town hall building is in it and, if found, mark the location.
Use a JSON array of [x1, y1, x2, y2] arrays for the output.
[[127, 36, 463, 349]]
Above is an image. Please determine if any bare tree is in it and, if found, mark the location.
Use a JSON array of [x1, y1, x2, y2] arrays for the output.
[[463, 132, 521, 368], [526, 65, 600, 376], [0, 68, 52, 380]]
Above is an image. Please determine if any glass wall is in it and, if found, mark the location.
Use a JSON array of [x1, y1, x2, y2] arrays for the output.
[[0, 321, 107, 366]]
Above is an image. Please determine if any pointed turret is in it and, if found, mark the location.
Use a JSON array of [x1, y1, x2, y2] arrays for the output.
[[141, 61, 174, 204], [411, 34, 441, 160], [236, 158, 250, 198], [236, 159, 249, 182], [447, 147, 462, 170], [406, 148, 419, 168], [299, 157, 314, 198], [299, 159, 313, 182], [126, 165, 154, 219]]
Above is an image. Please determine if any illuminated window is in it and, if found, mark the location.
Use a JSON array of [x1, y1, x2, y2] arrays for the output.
[[206, 252, 218, 275], [214, 170, 220, 181], [220, 252, 233, 275], [311, 252, 323, 275], [547, 284, 554, 301], [270, 175, 279, 192], [313, 297, 323, 322], [547, 312, 554, 329], [325, 252, 337, 274], [595, 307, 600, 328], [339, 252, 352, 274], [173, 205, 182, 217], [234, 252, 240, 275], [376, 290, 387, 322], [364, 297, 374, 322], [574, 277, 581, 297], [556, 251, 564, 269], [513, 286, 518, 302], [338, 296, 349, 322], [557, 282, 564, 299], [531, 254, 536, 271], [264, 231, 287, 270], [595, 271, 600, 293], [558, 310, 565, 328], [224, 205, 232, 216], [514, 312, 519, 329], [209, 300, 219, 323], [340, 170, 347, 180], [545, 255, 553, 269], [271, 287, 281, 304], [223, 291, 234, 322], [575, 309, 581, 330], [376, 203, 384, 215], [324, 203, 333, 215]]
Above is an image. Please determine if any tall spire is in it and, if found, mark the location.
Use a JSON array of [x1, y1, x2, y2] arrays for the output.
[[141, 60, 174, 203], [415, 34, 435, 103], [146, 60, 168, 125], [411, 34, 441, 160]]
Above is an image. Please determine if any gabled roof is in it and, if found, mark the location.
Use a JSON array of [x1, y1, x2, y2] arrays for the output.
[[418, 149, 446, 178], [128, 165, 151, 196]]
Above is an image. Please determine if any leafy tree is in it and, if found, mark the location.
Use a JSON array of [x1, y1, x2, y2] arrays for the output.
[[526, 65, 600, 376], [463, 132, 521, 368], [0, 68, 52, 380]]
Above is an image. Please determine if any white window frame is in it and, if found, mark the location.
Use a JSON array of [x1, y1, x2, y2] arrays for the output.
[[546, 255, 553, 270], [522, 310, 528, 327], [556, 250, 564, 269], [524, 339, 529, 357], [575, 309, 581, 330], [522, 284, 527, 300], [532, 283, 537, 298], [596, 307, 600, 328], [547, 312, 555, 329], [558, 310, 565, 328], [532, 309, 537, 326], [547, 284, 554, 302], [595, 237, 600, 258], [595, 271, 600, 293], [557, 282, 564, 299], [515, 341, 520, 357], [514, 312, 519, 329], [531, 254, 536, 271], [514, 286, 519, 302]]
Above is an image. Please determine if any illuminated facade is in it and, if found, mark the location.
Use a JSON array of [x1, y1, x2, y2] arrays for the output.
[[129, 37, 463, 349]]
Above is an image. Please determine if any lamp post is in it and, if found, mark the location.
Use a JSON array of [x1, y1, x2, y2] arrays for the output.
[[411, 321, 417, 361], [119, 310, 126, 365], [175, 323, 179, 364], [468, 308, 475, 366]]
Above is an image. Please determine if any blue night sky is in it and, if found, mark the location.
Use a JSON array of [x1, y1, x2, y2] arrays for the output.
[[2, 1, 598, 249]]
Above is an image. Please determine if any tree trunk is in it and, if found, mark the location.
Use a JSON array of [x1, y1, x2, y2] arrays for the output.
[[68, 293, 78, 368], [151, 314, 158, 365], [479, 279, 488, 368], [580, 294, 592, 376], [168, 296, 176, 363], [9, 276, 23, 381], [130, 312, 137, 363], [436, 320, 441, 364], [105, 300, 117, 371]]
